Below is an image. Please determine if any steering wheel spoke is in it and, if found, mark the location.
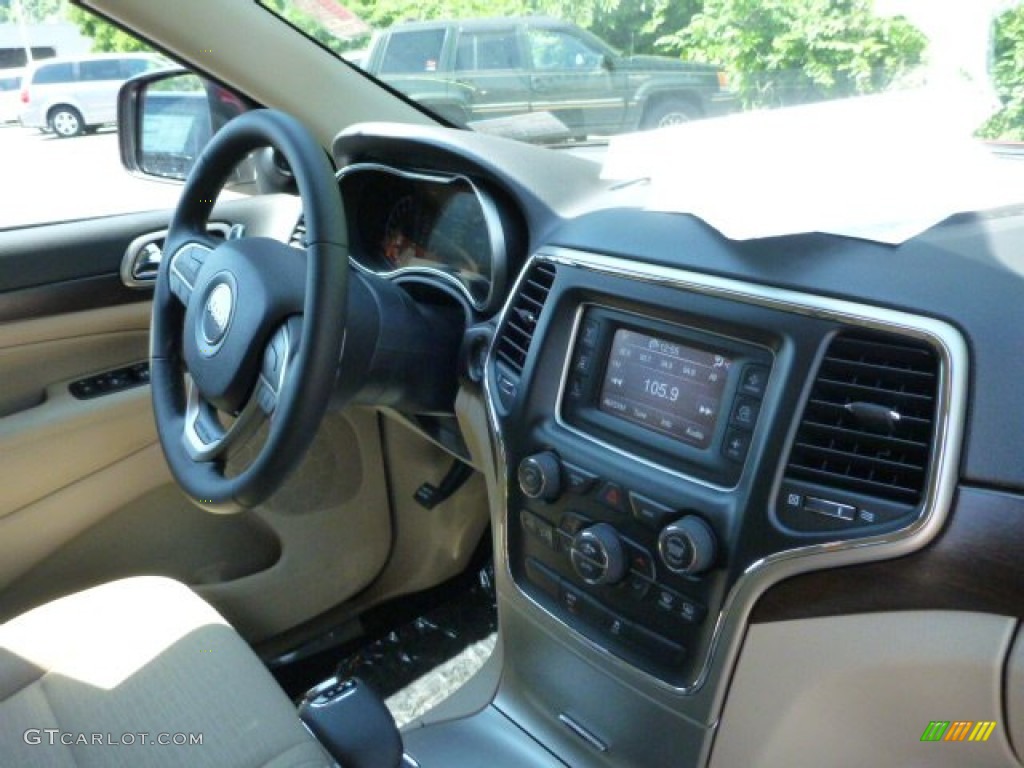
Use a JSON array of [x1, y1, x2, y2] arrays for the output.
[[167, 242, 211, 306], [183, 377, 267, 462]]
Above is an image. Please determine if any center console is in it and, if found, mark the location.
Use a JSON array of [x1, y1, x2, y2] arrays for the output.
[[487, 248, 952, 696], [511, 304, 773, 685]]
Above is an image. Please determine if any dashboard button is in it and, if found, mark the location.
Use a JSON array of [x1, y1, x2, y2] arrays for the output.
[[520, 510, 557, 549], [629, 492, 675, 530], [654, 587, 681, 614], [731, 396, 761, 428], [678, 596, 707, 625], [626, 573, 652, 600], [658, 516, 718, 575], [559, 583, 595, 620], [623, 539, 656, 579], [590, 602, 631, 640], [559, 511, 591, 536], [566, 374, 586, 401], [519, 452, 562, 501], [574, 351, 596, 376], [562, 462, 598, 495], [740, 365, 769, 397], [595, 482, 627, 514], [723, 428, 751, 463], [580, 317, 601, 348]]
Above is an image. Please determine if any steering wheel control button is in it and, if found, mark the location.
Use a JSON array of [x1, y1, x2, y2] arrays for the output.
[[570, 523, 626, 586], [518, 452, 562, 501], [730, 396, 761, 429], [723, 428, 752, 463], [629, 492, 675, 530], [739, 365, 769, 397], [562, 462, 598, 495], [658, 516, 718, 575], [256, 384, 277, 415], [594, 481, 627, 514]]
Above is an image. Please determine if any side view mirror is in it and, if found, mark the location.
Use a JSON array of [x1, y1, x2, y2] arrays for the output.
[[602, 54, 615, 72], [117, 69, 255, 185]]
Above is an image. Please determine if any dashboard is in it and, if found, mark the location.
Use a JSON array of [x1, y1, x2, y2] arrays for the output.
[[326, 123, 1024, 768]]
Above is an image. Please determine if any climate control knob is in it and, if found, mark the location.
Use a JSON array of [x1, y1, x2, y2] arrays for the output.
[[570, 523, 626, 585], [658, 516, 717, 575], [518, 452, 562, 501]]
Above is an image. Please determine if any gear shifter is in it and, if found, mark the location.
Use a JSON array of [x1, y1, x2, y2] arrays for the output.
[[299, 676, 403, 768]]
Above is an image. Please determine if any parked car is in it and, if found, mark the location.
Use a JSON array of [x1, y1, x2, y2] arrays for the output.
[[363, 16, 737, 139], [0, 68, 22, 123], [18, 52, 166, 137]]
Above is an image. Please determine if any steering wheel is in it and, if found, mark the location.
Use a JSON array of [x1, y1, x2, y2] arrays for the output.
[[151, 109, 347, 513]]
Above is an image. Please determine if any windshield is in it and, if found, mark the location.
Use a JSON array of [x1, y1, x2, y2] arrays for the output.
[[257, 0, 1024, 148]]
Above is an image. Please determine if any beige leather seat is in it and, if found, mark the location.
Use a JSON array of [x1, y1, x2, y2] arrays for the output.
[[0, 576, 332, 767]]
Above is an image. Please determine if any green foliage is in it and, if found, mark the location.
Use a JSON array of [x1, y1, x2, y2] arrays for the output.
[[0, 0, 63, 23], [261, 0, 367, 54], [978, 6, 1024, 141], [662, 0, 927, 108], [65, 6, 151, 53], [589, 0, 701, 55]]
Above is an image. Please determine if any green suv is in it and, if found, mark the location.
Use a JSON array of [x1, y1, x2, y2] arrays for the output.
[[364, 16, 737, 139]]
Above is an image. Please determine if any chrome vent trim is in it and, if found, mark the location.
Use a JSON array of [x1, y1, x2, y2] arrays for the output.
[[786, 332, 938, 504]]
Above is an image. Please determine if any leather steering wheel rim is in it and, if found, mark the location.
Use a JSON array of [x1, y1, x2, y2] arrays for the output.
[[150, 109, 347, 513]]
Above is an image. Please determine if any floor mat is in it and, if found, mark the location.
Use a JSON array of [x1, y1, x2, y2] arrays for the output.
[[270, 558, 498, 722], [335, 564, 497, 703], [385, 633, 497, 728]]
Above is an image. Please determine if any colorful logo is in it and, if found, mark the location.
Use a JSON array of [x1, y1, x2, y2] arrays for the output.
[[921, 721, 997, 742]]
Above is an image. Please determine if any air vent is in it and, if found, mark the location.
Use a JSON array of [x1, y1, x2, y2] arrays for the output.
[[785, 332, 939, 505], [495, 262, 557, 375], [289, 215, 306, 250]]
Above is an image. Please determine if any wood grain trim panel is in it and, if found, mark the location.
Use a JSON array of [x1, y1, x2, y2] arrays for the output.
[[750, 485, 1024, 623]]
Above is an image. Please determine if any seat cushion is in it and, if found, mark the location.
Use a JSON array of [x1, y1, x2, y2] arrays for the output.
[[0, 576, 331, 767]]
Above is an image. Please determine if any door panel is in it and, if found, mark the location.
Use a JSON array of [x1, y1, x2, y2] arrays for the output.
[[0, 199, 395, 643]]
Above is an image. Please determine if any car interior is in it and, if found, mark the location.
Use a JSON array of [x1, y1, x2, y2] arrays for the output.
[[0, 0, 1022, 766]]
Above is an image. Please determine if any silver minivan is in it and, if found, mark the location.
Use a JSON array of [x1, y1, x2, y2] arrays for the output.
[[18, 53, 166, 137], [0, 69, 23, 124]]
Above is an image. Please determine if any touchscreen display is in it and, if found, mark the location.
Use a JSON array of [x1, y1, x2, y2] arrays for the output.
[[598, 328, 732, 448]]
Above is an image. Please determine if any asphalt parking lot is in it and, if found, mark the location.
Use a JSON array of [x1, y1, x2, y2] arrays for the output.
[[1, 123, 183, 230]]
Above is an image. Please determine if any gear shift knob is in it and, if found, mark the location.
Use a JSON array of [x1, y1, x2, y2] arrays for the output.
[[299, 677, 403, 768]]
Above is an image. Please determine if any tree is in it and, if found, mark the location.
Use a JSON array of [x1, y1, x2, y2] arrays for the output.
[[661, 0, 927, 108], [0, 0, 63, 23], [65, 6, 151, 52], [978, 5, 1024, 141]]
